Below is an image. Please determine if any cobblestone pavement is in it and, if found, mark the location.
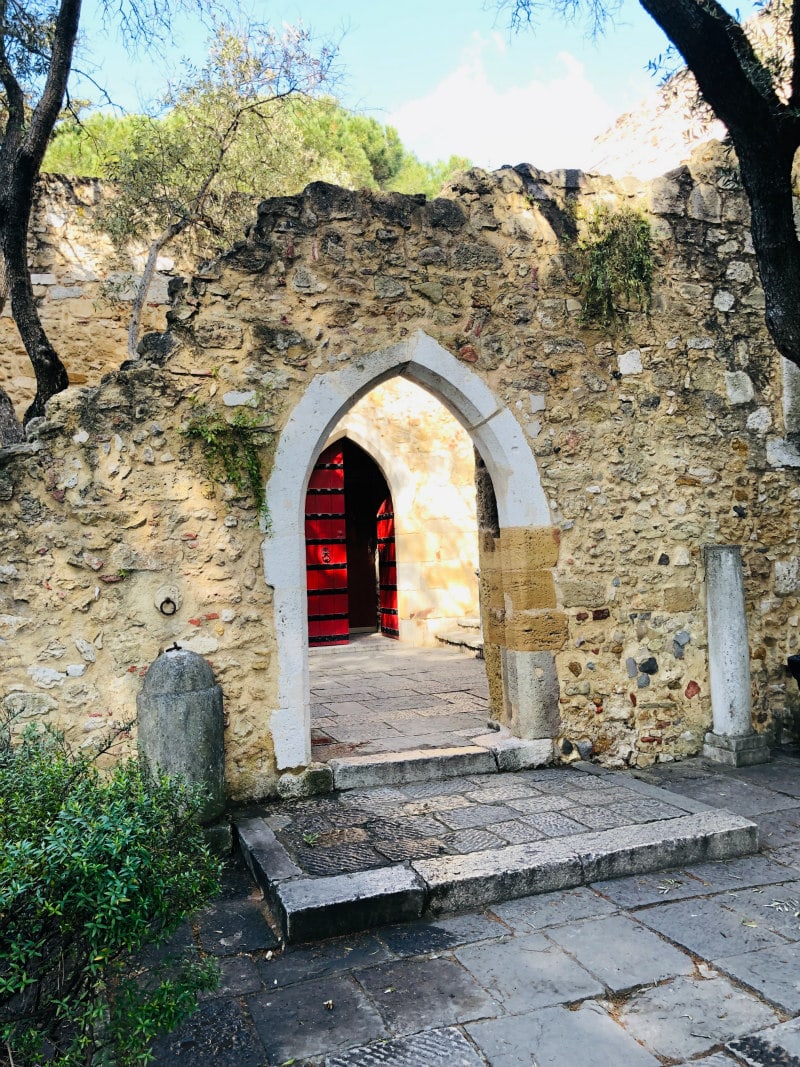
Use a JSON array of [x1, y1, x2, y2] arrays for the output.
[[151, 754, 800, 1067], [309, 637, 490, 760], [261, 765, 706, 878]]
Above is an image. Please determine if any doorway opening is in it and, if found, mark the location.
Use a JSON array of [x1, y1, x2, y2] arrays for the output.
[[305, 439, 398, 647]]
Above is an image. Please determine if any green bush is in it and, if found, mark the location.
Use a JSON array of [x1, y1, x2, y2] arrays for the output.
[[0, 715, 221, 1066]]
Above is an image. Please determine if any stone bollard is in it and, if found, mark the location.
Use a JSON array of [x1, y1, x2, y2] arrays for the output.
[[137, 647, 225, 823], [703, 545, 770, 767]]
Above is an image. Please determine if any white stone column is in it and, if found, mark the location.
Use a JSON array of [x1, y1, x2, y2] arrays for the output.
[[703, 544, 770, 766]]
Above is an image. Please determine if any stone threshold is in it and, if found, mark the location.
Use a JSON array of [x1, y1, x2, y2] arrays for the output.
[[325, 735, 552, 792], [234, 803, 758, 944]]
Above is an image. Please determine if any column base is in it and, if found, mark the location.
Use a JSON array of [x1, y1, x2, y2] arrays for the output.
[[703, 731, 772, 768]]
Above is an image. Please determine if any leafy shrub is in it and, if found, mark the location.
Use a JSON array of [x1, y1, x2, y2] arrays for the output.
[[574, 205, 654, 326], [0, 716, 221, 1066]]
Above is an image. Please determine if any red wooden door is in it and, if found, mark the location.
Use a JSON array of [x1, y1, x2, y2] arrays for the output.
[[305, 444, 349, 647], [377, 497, 398, 639]]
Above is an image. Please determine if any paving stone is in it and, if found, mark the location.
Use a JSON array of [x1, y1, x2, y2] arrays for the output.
[[149, 995, 266, 1067], [395, 778, 475, 799], [768, 842, 800, 871], [399, 796, 470, 816], [595, 853, 796, 909], [455, 933, 603, 1012], [200, 955, 262, 999], [544, 913, 695, 991], [437, 803, 528, 830], [247, 973, 388, 1062], [657, 778, 800, 817], [752, 806, 800, 849], [373, 837, 448, 862], [561, 804, 634, 831], [490, 886, 618, 932], [635, 896, 791, 958], [325, 1026, 487, 1067], [466, 999, 660, 1067], [196, 897, 280, 956], [355, 955, 499, 1035], [442, 827, 505, 853], [727, 1017, 800, 1066], [289, 841, 387, 877], [383, 814, 452, 837], [673, 1056, 743, 1067], [465, 780, 541, 803], [716, 940, 800, 1013], [484, 819, 547, 845], [275, 865, 426, 942], [618, 975, 780, 1060], [719, 881, 800, 940], [258, 932, 390, 988], [523, 811, 593, 836], [506, 794, 575, 814], [376, 913, 503, 956]]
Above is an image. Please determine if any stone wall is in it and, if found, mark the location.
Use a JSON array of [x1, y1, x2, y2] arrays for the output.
[[1, 174, 174, 418], [2, 141, 799, 799]]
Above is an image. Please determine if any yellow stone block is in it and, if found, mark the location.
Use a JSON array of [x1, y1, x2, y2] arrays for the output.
[[504, 608, 568, 652], [502, 568, 557, 610], [499, 526, 561, 569], [663, 585, 697, 612]]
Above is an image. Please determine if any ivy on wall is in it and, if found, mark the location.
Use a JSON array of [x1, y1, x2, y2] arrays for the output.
[[182, 409, 271, 520], [574, 205, 654, 327]]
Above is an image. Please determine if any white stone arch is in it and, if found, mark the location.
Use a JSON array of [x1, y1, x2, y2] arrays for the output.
[[262, 330, 551, 768]]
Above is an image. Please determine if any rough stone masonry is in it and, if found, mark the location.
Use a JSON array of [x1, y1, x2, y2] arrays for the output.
[[1, 140, 799, 801]]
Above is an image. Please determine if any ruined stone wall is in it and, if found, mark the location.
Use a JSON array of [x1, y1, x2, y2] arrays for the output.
[[2, 142, 799, 799], [0, 175, 174, 418]]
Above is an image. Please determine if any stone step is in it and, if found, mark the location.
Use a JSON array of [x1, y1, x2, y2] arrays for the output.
[[436, 629, 484, 652], [328, 737, 554, 790], [235, 807, 758, 944], [457, 617, 482, 631]]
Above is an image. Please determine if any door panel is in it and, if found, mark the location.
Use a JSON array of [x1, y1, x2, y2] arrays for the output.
[[305, 444, 349, 646], [376, 497, 398, 639]]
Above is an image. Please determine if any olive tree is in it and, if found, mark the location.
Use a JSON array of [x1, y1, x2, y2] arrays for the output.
[[503, 0, 800, 372], [98, 25, 336, 359], [0, 0, 213, 442]]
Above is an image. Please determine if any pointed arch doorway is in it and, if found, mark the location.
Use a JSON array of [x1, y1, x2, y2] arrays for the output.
[[305, 439, 398, 647], [263, 331, 560, 770]]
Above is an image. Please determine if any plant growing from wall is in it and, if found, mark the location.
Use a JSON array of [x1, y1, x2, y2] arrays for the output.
[[574, 205, 654, 327], [182, 408, 271, 518], [0, 714, 221, 1066]]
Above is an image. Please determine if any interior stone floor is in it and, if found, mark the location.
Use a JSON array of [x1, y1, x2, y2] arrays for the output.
[[309, 635, 491, 762]]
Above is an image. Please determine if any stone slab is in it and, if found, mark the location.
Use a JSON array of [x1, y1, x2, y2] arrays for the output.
[[247, 973, 388, 1063], [466, 1000, 660, 1067], [490, 885, 618, 932], [329, 746, 497, 789], [325, 1026, 486, 1067], [544, 913, 695, 991], [233, 815, 301, 890], [619, 975, 780, 1060], [728, 1018, 800, 1066], [413, 811, 757, 915], [354, 955, 499, 1036], [455, 933, 603, 1012], [273, 864, 427, 942], [635, 896, 790, 958], [716, 942, 800, 1013]]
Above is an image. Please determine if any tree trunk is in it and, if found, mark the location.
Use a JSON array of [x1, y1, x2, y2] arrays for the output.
[[128, 228, 179, 360], [0, 0, 81, 424], [2, 177, 69, 422], [0, 383, 24, 445]]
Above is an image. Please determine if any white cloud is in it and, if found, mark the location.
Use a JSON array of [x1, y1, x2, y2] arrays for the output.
[[388, 34, 616, 172]]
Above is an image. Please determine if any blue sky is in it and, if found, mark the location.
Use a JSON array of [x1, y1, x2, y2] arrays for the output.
[[77, 0, 759, 171]]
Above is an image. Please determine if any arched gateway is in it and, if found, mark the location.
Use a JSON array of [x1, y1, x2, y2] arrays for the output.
[[263, 330, 564, 769]]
